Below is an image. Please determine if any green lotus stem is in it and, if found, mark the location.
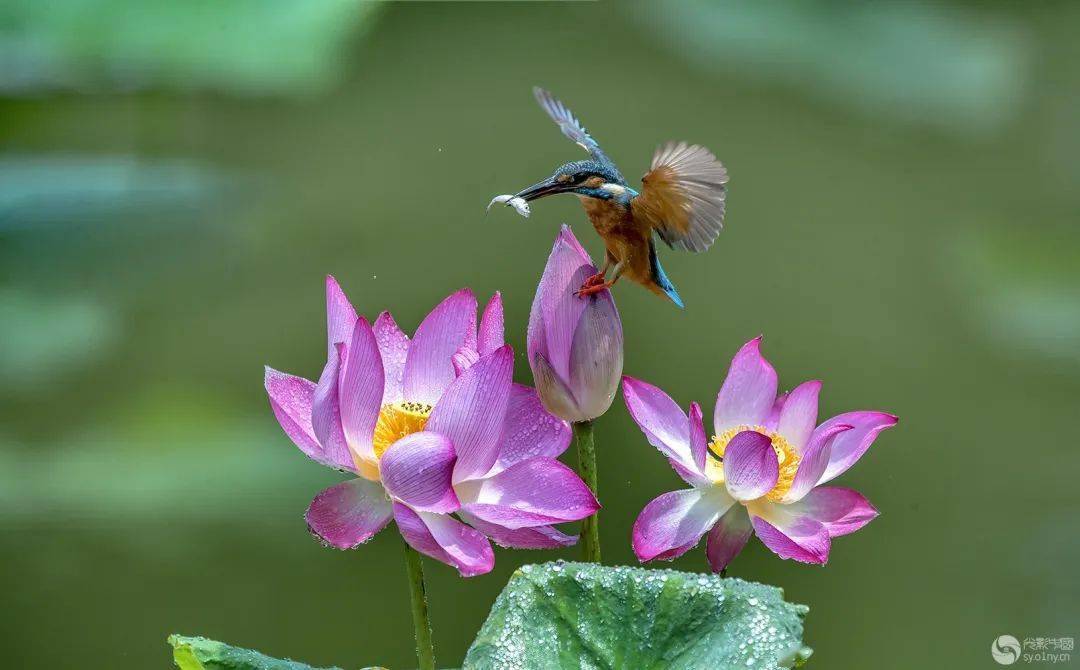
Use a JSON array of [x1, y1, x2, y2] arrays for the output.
[[573, 420, 601, 563], [402, 541, 436, 670]]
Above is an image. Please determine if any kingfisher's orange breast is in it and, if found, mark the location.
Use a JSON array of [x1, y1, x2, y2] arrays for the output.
[[577, 195, 655, 290], [578, 196, 626, 237]]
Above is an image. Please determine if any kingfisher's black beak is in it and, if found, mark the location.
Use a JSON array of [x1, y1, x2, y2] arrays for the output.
[[514, 177, 570, 202]]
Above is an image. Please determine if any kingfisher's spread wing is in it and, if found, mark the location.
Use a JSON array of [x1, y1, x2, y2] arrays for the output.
[[533, 87, 620, 177], [631, 141, 728, 253]]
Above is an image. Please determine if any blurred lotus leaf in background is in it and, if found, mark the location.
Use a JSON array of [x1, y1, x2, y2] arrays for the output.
[[0, 156, 227, 229], [0, 0, 381, 95], [0, 287, 116, 387], [635, 0, 1030, 135], [950, 227, 1080, 367]]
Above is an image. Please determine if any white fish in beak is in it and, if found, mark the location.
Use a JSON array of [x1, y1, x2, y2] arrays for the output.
[[487, 194, 530, 218]]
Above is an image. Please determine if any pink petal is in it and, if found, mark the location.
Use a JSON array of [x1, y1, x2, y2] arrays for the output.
[[621, 377, 700, 478], [311, 346, 351, 470], [566, 289, 623, 421], [632, 488, 733, 562], [264, 367, 334, 467], [527, 226, 594, 383], [688, 401, 708, 473], [305, 478, 392, 550], [796, 486, 878, 537], [452, 347, 480, 376], [459, 457, 599, 529], [487, 384, 571, 477], [723, 430, 779, 501], [556, 223, 592, 260], [763, 391, 789, 431], [325, 275, 358, 356], [531, 351, 583, 423], [393, 503, 494, 577], [669, 459, 712, 489], [380, 431, 459, 514], [816, 411, 898, 485], [783, 423, 851, 502], [705, 503, 753, 573], [402, 289, 477, 405], [464, 300, 478, 354], [338, 317, 384, 463], [714, 337, 778, 433], [478, 293, 505, 356], [776, 380, 820, 452], [373, 311, 409, 405], [750, 505, 830, 564], [459, 511, 577, 549], [427, 346, 513, 483]]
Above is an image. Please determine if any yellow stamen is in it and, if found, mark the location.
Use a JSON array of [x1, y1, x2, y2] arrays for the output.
[[706, 425, 801, 502], [373, 401, 433, 458], [354, 401, 433, 480]]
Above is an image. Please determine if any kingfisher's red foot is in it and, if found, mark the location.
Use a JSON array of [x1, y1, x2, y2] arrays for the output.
[[582, 272, 606, 288], [574, 281, 611, 299]]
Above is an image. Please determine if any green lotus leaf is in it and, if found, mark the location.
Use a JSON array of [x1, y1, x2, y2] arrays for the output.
[[464, 562, 811, 670], [168, 635, 372, 670]]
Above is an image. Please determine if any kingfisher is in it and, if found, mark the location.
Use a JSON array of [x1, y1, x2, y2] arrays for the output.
[[501, 87, 729, 307]]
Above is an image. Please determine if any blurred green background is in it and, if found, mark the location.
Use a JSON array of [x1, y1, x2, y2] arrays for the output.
[[2, 1, 1078, 668]]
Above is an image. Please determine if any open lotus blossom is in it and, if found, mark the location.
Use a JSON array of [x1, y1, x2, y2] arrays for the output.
[[623, 336, 897, 570], [265, 277, 599, 576], [528, 225, 623, 423]]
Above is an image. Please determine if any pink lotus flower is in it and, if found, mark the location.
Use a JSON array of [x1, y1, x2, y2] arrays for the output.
[[528, 226, 623, 423], [265, 277, 599, 576], [623, 337, 896, 571]]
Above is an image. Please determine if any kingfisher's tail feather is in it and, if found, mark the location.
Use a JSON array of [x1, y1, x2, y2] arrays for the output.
[[648, 237, 684, 308]]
